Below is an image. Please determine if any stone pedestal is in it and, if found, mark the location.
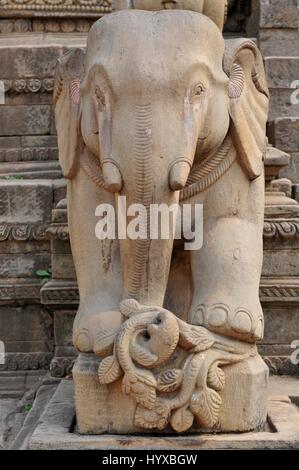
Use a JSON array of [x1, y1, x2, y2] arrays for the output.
[[26, 378, 299, 450], [73, 353, 268, 435]]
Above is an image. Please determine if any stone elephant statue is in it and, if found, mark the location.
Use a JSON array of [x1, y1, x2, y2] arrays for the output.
[[54, 10, 268, 358]]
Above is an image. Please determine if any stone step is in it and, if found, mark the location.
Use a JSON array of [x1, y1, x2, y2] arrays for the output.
[[0, 371, 47, 399], [9, 379, 59, 450]]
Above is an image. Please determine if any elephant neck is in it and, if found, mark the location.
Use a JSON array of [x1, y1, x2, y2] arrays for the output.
[[180, 136, 236, 202]]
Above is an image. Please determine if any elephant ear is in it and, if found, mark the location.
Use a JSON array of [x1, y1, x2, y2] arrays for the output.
[[224, 39, 269, 180], [53, 48, 85, 179]]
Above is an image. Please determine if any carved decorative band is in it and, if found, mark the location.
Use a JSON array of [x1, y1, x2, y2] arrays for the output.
[[0, 224, 48, 241], [0, 283, 41, 300], [41, 286, 79, 304], [50, 356, 76, 378], [260, 285, 299, 299], [2, 78, 54, 94], [0, 352, 52, 371], [0, 18, 93, 34], [0, 0, 112, 16], [263, 356, 299, 376], [46, 224, 69, 241], [38, 282, 299, 306], [42, 220, 299, 243], [263, 220, 299, 239], [0, 147, 58, 162]]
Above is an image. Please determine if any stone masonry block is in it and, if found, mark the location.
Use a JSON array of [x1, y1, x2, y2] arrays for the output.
[[0, 106, 51, 136], [53, 310, 76, 349], [269, 89, 299, 120], [259, 30, 299, 57], [0, 305, 53, 353], [280, 152, 299, 181], [263, 249, 299, 277], [0, 253, 51, 278], [0, 180, 53, 224], [0, 46, 64, 79], [265, 57, 299, 89], [268, 118, 299, 153], [258, 0, 299, 29], [263, 307, 299, 345]]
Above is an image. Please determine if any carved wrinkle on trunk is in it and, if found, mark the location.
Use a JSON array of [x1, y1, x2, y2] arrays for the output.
[[128, 103, 153, 299]]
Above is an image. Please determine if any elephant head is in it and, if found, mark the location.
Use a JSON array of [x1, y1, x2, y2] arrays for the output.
[[54, 10, 268, 307]]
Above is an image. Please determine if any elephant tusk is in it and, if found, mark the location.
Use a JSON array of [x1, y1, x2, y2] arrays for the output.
[[102, 161, 123, 193], [169, 160, 191, 191]]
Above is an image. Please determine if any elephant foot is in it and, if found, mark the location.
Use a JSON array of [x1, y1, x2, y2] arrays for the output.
[[189, 296, 264, 343], [73, 310, 123, 356]]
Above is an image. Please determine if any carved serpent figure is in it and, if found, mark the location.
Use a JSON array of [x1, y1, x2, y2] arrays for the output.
[[98, 299, 256, 432]]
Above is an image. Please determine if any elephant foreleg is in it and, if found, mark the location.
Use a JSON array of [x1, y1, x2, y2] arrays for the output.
[[188, 162, 265, 343], [68, 166, 123, 354]]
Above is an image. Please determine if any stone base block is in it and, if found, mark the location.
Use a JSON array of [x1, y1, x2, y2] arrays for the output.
[[29, 379, 299, 450], [73, 353, 268, 435]]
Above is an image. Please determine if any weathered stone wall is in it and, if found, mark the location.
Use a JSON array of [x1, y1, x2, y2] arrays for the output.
[[253, 0, 299, 193]]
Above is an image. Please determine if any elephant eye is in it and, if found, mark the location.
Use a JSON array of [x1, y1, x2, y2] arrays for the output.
[[95, 85, 106, 110]]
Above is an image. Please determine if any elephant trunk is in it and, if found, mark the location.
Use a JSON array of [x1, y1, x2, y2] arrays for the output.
[[117, 103, 183, 306], [169, 160, 192, 191], [102, 161, 122, 193]]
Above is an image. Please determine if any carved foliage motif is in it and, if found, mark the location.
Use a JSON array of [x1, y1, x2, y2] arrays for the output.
[[50, 357, 76, 377], [4, 220, 296, 243], [0, 352, 52, 371], [0, 224, 48, 241], [0, 18, 94, 34], [98, 299, 255, 432], [40, 284, 79, 304], [46, 224, 69, 241], [264, 220, 299, 239], [2, 78, 54, 94], [0, 147, 58, 162]]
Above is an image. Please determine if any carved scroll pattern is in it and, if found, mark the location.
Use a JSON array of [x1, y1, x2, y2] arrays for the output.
[[98, 299, 255, 432]]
